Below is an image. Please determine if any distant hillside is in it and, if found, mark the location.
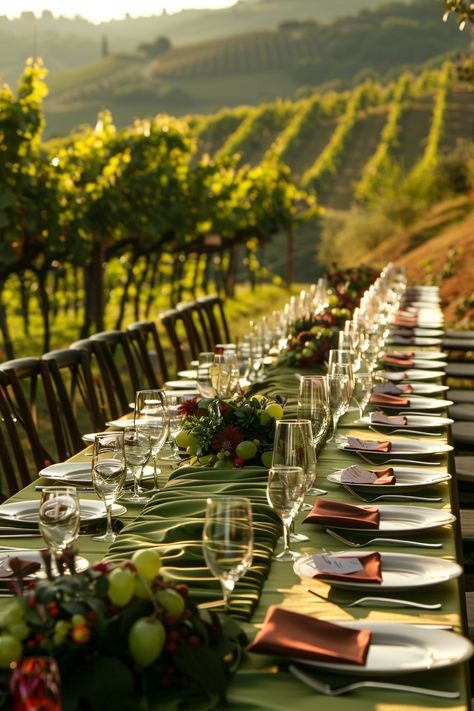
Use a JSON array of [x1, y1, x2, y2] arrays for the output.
[[42, 0, 469, 137], [0, 0, 410, 86]]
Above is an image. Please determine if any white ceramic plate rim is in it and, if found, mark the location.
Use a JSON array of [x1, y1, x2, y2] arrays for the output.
[[327, 466, 451, 489], [177, 369, 198, 379], [361, 414, 454, 428], [291, 622, 473, 675], [164, 380, 198, 389], [0, 550, 89, 579], [338, 439, 453, 455], [370, 396, 452, 411], [321, 504, 455, 532], [293, 551, 462, 590], [0, 500, 126, 523]]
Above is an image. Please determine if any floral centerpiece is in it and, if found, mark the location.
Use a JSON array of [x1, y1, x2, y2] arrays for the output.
[[175, 394, 284, 469], [0, 550, 245, 710], [326, 265, 379, 311]]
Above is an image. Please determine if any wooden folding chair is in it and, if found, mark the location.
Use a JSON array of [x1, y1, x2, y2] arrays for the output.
[[126, 320, 170, 387], [41, 347, 105, 460], [176, 302, 211, 355], [196, 295, 231, 345], [88, 330, 141, 411], [160, 309, 193, 373]]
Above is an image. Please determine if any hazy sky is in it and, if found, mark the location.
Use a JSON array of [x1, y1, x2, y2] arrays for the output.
[[3, 1, 236, 23]]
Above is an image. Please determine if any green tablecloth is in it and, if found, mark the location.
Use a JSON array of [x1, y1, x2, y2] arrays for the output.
[[3, 358, 470, 710]]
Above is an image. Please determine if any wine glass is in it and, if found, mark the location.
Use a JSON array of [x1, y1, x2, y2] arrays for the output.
[[123, 425, 152, 503], [202, 496, 253, 612], [209, 352, 239, 397], [266, 466, 305, 562], [326, 373, 353, 441], [196, 352, 215, 397], [134, 389, 170, 492], [91, 431, 127, 543], [297, 375, 331, 453], [38, 486, 80, 564], [163, 392, 187, 461], [353, 372, 374, 418]]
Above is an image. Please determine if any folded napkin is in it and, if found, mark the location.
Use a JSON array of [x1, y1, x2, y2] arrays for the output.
[[391, 336, 415, 346], [247, 605, 372, 665], [383, 356, 415, 368], [312, 551, 382, 584], [369, 393, 410, 407], [345, 436, 391, 453], [340, 464, 396, 485], [370, 411, 408, 427], [393, 317, 418, 327], [303, 497, 380, 529], [373, 382, 413, 395]]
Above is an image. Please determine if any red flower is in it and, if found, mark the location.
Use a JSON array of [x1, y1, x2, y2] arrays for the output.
[[211, 425, 244, 453], [178, 398, 200, 417]]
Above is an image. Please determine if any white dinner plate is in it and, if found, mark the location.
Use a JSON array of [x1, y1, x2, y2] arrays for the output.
[[361, 414, 453, 429], [327, 466, 451, 491], [378, 369, 445, 381], [164, 380, 198, 389], [0, 550, 89, 580], [388, 337, 443, 346], [294, 551, 462, 590], [0, 500, 126, 524], [39, 461, 152, 484], [391, 328, 444, 337], [383, 359, 447, 370], [318, 504, 455, 533], [293, 622, 473, 675], [406, 383, 449, 395], [403, 351, 446, 360], [370, 396, 452, 411], [338, 438, 453, 457], [177, 369, 198, 379]]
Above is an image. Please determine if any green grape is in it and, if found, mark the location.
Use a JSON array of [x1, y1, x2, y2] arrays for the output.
[[8, 622, 29, 641], [0, 634, 22, 668], [155, 589, 185, 618], [265, 403, 284, 420], [128, 618, 166, 667], [132, 549, 162, 582], [107, 568, 136, 607], [235, 440, 258, 460]]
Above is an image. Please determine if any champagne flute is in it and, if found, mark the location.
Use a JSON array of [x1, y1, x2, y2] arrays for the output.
[[297, 375, 331, 454], [209, 353, 239, 397], [353, 372, 374, 418], [91, 432, 127, 543], [202, 496, 253, 612], [326, 373, 352, 441], [39, 486, 80, 566], [134, 389, 170, 492], [196, 352, 215, 397], [163, 392, 186, 461], [267, 466, 305, 562], [123, 425, 152, 504]]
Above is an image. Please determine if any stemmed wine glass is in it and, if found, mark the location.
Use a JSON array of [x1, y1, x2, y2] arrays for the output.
[[134, 389, 170, 492], [297, 375, 331, 455], [266, 466, 305, 562], [326, 373, 353, 441], [38, 486, 81, 566], [209, 352, 239, 397], [163, 392, 186, 461], [91, 432, 127, 543], [202, 496, 253, 612], [353, 372, 373, 418], [123, 425, 152, 504]]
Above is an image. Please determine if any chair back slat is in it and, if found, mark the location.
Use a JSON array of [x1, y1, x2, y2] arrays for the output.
[[126, 320, 170, 387]]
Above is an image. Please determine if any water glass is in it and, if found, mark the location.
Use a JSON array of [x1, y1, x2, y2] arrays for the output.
[[38, 486, 80, 561], [297, 375, 331, 452], [267, 466, 305, 561], [326, 373, 353, 441], [196, 352, 215, 397], [353, 372, 374, 418], [135, 389, 170, 491], [123, 425, 152, 503], [202, 496, 253, 612], [91, 431, 126, 543]]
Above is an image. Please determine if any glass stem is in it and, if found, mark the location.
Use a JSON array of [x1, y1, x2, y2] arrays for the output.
[[282, 519, 291, 555], [152, 454, 160, 489], [221, 578, 234, 611], [132, 467, 140, 499], [105, 504, 113, 538]]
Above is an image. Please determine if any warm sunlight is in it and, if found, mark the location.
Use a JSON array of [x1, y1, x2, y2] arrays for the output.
[[4, 0, 236, 23]]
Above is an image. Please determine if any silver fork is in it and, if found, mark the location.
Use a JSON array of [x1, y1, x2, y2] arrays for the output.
[[368, 426, 441, 437], [341, 484, 442, 503], [288, 665, 460, 699], [356, 453, 441, 466], [325, 528, 442, 548], [305, 588, 441, 610]]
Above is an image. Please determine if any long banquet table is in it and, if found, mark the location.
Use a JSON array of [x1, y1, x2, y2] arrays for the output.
[[1, 294, 471, 710]]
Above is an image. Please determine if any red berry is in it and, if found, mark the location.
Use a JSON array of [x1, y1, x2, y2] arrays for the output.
[[27, 597, 36, 608], [164, 614, 178, 628], [86, 611, 97, 623], [175, 584, 188, 598], [71, 625, 91, 644], [168, 630, 179, 642], [165, 641, 177, 655], [188, 635, 201, 647]]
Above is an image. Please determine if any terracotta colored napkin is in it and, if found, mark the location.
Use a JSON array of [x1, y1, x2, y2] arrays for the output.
[[373, 382, 413, 394], [369, 393, 410, 407], [385, 351, 415, 359], [394, 316, 418, 327], [370, 411, 408, 427], [312, 551, 382, 584], [340, 464, 396, 485], [345, 436, 391, 452], [303, 497, 380, 529], [383, 356, 415, 368], [247, 605, 372, 665]]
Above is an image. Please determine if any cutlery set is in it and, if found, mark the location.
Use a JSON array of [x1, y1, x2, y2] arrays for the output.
[[325, 528, 443, 548], [305, 588, 442, 610]]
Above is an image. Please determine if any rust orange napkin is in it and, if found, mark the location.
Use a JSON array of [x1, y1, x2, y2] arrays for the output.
[[340, 464, 396, 485], [345, 437, 391, 452], [383, 356, 415, 368], [312, 552, 382, 584], [370, 411, 408, 426], [369, 393, 410, 407], [303, 498, 380, 529], [247, 606, 372, 665]]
